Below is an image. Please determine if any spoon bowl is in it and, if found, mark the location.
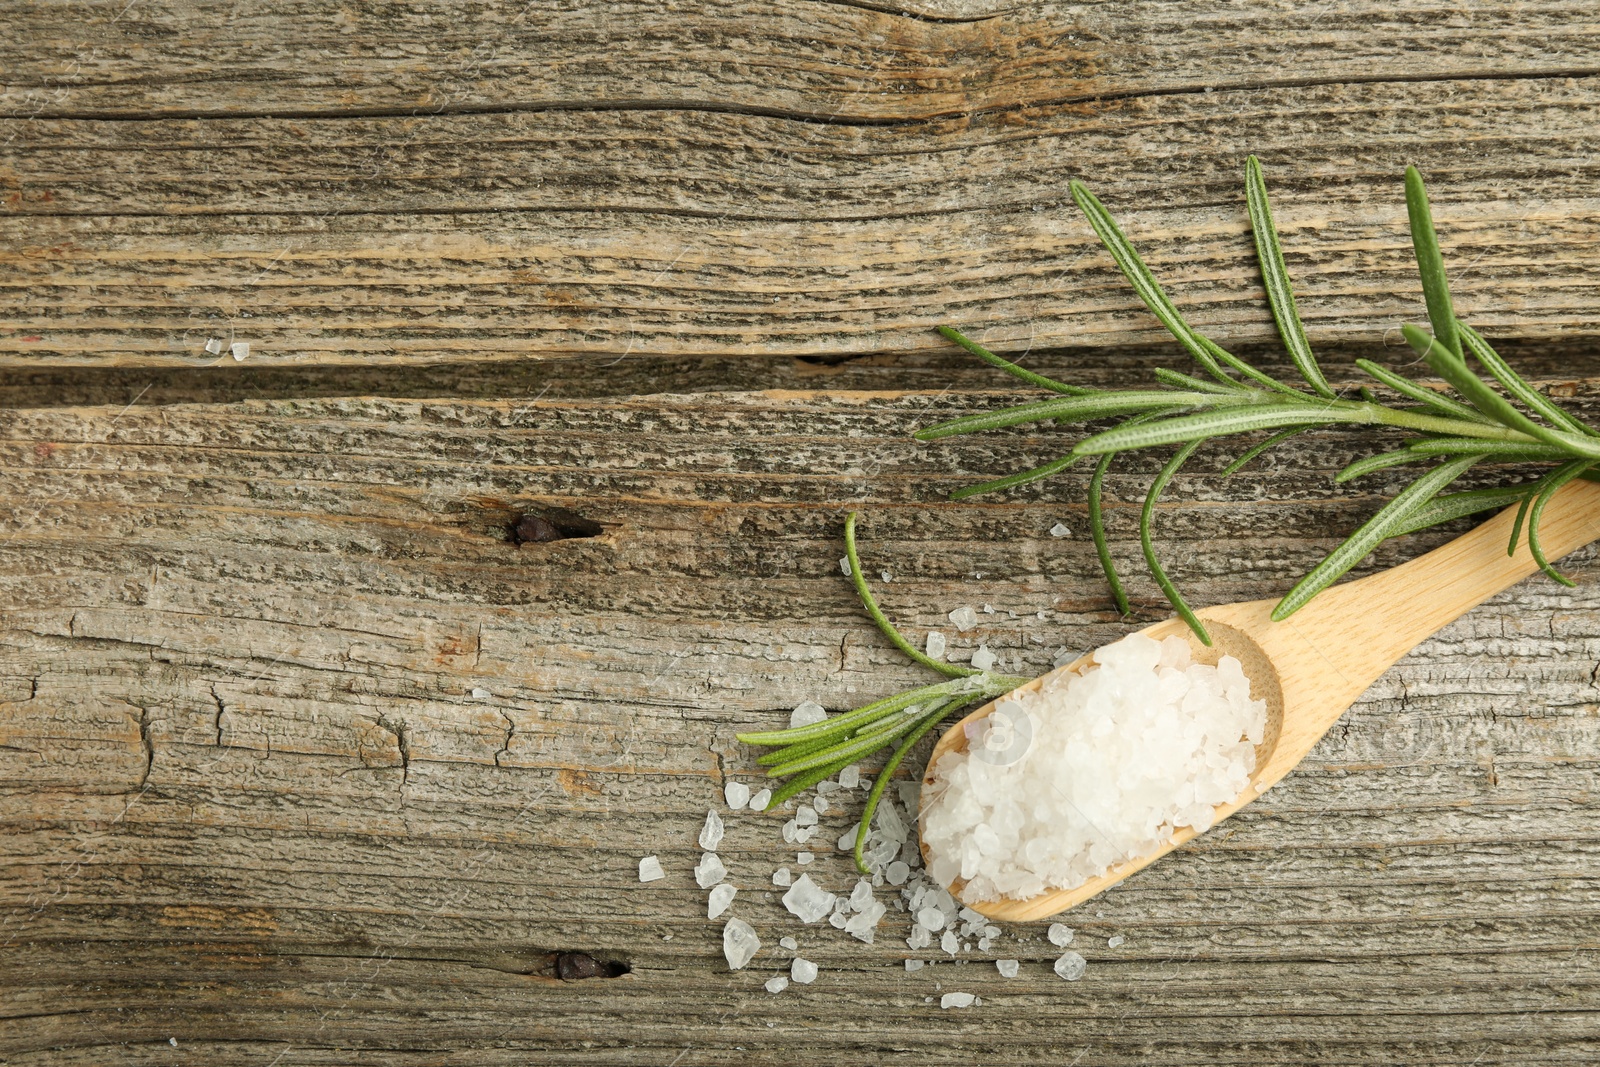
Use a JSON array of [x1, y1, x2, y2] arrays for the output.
[[921, 478, 1600, 921]]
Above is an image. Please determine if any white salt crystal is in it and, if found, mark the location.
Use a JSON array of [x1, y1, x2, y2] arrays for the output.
[[471, 687, 492, 699], [881, 570, 892, 583], [796, 807, 818, 828], [940, 992, 975, 1009], [921, 631, 1267, 904], [772, 866, 792, 887], [203, 337, 223, 355], [765, 975, 789, 994], [796, 851, 814, 865], [708, 884, 737, 919], [1048, 923, 1074, 947], [638, 856, 664, 882], [905, 959, 924, 972], [812, 795, 830, 815], [970, 645, 997, 672], [782, 820, 799, 844], [916, 907, 945, 931], [907, 926, 932, 950], [850, 880, 876, 910], [694, 853, 725, 889], [839, 556, 852, 577], [749, 788, 772, 811], [779, 936, 798, 951], [791, 958, 818, 984], [817, 779, 841, 795], [982, 603, 994, 614], [1050, 522, 1071, 537], [925, 631, 947, 659], [958, 907, 986, 924], [698, 811, 724, 851], [845, 900, 885, 943], [782, 874, 835, 923], [996, 959, 1020, 977], [230, 341, 250, 361], [790, 701, 827, 728], [1053, 951, 1086, 981], [948, 606, 978, 632], [837, 828, 857, 852], [839, 765, 861, 789], [886, 860, 911, 886], [828, 911, 847, 929], [723, 918, 760, 970], [940, 931, 959, 955], [1108, 934, 1125, 948], [724, 781, 751, 810], [977, 937, 991, 951]]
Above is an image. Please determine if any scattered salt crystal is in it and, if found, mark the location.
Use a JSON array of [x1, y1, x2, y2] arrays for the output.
[[791, 958, 818, 984], [881, 570, 892, 583], [772, 866, 792, 887], [970, 645, 997, 672], [796, 851, 814, 865], [996, 959, 1020, 977], [886, 860, 911, 886], [722, 919, 760, 970], [699, 811, 724, 851], [694, 853, 725, 889], [203, 337, 223, 355], [230, 341, 250, 361], [1049, 522, 1071, 537], [982, 603, 994, 614], [977, 937, 991, 951], [638, 856, 665, 882], [794, 826, 814, 843], [925, 631, 947, 660], [817, 779, 841, 796], [839, 765, 861, 789], [958, 907, 986, 924], [916, 907, 945, 931], [781, 874, 835, 923], [471, 687, 492, 699], [790, 701, 827, 728], [850, 880, 875, 909], [1048, 923, 1074, 947], [796, 807, 818, 828], [1108, 934, 1125, 948], [940, 992, 975, 1009], [948, 606, 978, 632], [765, 975, 789, 994], [725, 781, 752, 809], [779, 936, 798, 951], [905, 959, 924, 972], [749, 788, 772, 811], [921, 631, 1267, 904], [782, 820, 798, 844], [836, 828, 857, 851], [940, 931, 959, 955], [812, 795, 830, 815], [839, 556, 852, 576], [1053, 951, 1086, 981], [828, 911, 847, 929], [708, 883, 737, 919]]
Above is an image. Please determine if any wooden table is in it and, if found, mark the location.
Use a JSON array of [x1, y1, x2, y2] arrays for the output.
[[4, 3, 1599, 1063]]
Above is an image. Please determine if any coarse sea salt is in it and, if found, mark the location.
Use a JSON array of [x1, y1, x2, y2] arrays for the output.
[[725, 781, 752, 810], [940, 992, 975, 1009], [699, 811, 725, 851], [748, 788, 772, 811], [695, 853, 726, 889], [1048, 923, 1074, 947], [765, 975, 789, 994], [708, 884, 737, 919], [638, 855, 664, 882], [996, 959, 1020, 978], [921, 632, 1267, 903], [948, 606, 979, 633], [790, 701, 828, 729], [782, 874, 835, 923], [723, 918, 760, 970], [791, 958, 818, 984], [925, 631, 947, 660], [1053, 951, 1086, 981]]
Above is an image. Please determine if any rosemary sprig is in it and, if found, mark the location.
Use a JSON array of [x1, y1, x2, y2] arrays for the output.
[[737, 513, 1028, 874], [919, 158, 1598, 637]]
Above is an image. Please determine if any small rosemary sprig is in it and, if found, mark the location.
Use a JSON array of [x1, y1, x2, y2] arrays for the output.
[[736, 513, 1027, 874], [739, 158, 1596, 872], [921, 158, 1599, 642]]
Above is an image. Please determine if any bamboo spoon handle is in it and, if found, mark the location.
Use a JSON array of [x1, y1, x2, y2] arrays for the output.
[[1204, 477, 1600, 734]]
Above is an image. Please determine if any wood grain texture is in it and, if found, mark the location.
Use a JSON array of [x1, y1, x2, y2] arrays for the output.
[[7, 1, 1600, 1063], [1, 2, 1599, 365], [3, 371, 1600, 1064]]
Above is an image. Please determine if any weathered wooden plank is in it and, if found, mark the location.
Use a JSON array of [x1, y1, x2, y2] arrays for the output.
[[4, 1, 1596, 119], [2, 10, 1599, 366], [2, 384, 1599, 1063]]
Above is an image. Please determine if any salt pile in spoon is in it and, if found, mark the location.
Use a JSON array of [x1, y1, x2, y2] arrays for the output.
[[921, 631, 1266, 903]]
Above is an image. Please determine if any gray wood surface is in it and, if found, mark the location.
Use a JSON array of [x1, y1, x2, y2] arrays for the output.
[[3, 2, 1599, 1064]]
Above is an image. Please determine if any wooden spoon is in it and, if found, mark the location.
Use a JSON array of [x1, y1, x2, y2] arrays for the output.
[[920, 478, 1600, 921]]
